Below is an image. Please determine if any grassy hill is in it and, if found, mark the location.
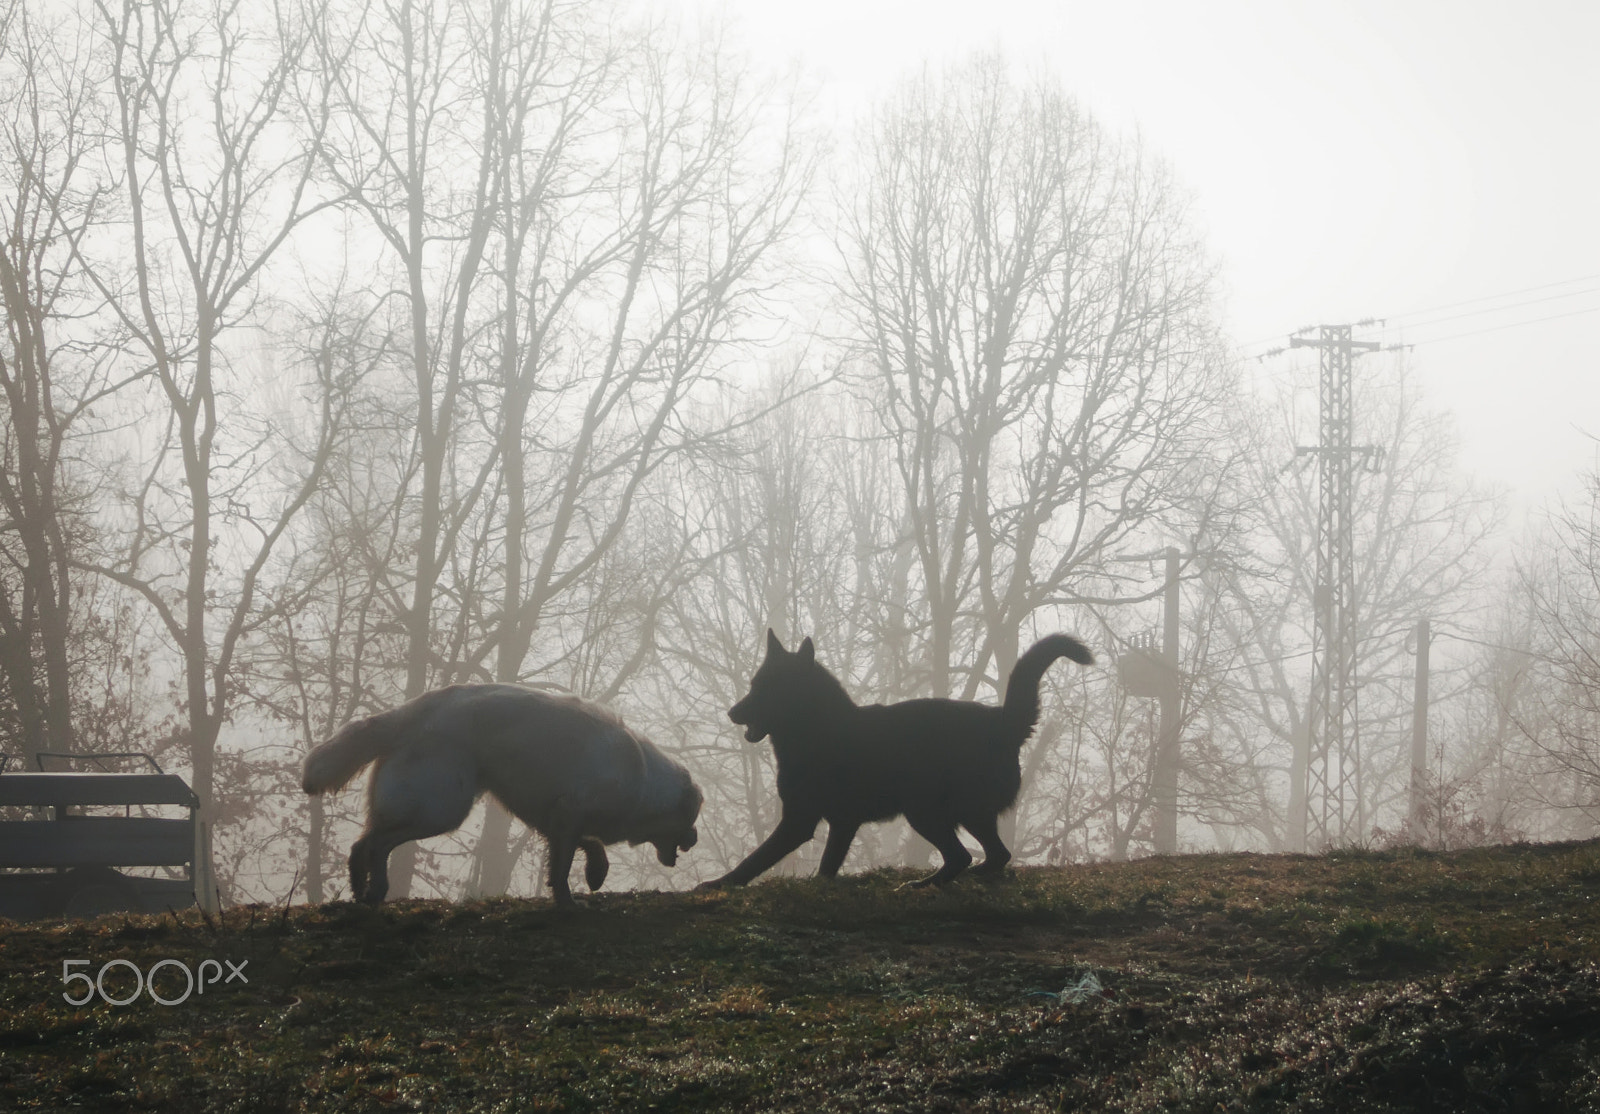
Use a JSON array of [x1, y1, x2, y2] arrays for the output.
[[3, 841, 1600, 1111]]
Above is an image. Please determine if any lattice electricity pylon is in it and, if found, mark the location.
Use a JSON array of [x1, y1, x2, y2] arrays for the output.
[[1290, 324, 1382, 850]]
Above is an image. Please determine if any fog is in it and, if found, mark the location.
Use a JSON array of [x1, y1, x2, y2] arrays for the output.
[[2, 0, 1597, 906]]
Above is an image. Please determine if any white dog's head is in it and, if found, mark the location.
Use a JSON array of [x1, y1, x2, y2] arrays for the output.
[[636, 779, 702, 867]]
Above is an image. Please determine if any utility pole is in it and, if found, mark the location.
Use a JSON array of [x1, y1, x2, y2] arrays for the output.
[[1408, 617, 1430, 841], [1115, 547, 1182, 854], [1153, 547, 1181, 854], [1289, 323, 1382, 851]]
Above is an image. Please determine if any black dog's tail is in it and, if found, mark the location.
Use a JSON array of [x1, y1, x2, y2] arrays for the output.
[[1002, 634, 1094, 737]]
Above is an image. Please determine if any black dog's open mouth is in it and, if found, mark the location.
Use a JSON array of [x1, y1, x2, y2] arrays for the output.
[[729, 705, 767, 743]]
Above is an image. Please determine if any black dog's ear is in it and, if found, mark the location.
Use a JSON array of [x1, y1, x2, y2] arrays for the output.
[[766, 628, 786, 657], [798, 637, 814, 663]]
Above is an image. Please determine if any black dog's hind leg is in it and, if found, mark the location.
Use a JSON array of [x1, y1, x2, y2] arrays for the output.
[[963, 813, 1012, 878], [580, 837, 609, 892], [701, 812, 819, 888], [818, 819, 861, 878], [902, 811, 973, 888]]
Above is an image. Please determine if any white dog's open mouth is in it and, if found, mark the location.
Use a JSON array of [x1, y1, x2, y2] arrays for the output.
[[656, 827, 697, 866]]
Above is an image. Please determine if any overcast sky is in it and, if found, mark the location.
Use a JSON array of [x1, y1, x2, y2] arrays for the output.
[[671, 0, 1600, 517]]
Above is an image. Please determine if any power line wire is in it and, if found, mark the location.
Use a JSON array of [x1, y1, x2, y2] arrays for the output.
[[1393, 284, 1600, 331], [1398, 303, 1600, 346], [1386, 272, 1600, 322], [1238, 272, 1600, 356]]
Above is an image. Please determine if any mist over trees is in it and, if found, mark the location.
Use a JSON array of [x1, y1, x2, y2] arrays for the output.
[[1, 0, 1592, 905]]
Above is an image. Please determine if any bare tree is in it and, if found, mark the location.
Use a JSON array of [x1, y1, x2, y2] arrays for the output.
[[652, 372, 873, 879], [67, 0, 343, 837], [456, 10, 811, 894], [1516, 472, 1600, 834], [304, 0, 811, 897], [306, 0, 520, 896], [310, 0, 502, 711], [0, 0, 122, 764], [232, 291, 398, 902], [829, 56, 1239, 865], [838, 55, 1233, 707], [1424, 582, 1553, 845]]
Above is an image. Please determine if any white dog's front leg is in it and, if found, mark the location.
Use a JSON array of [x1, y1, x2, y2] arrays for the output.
[[546, 832, 580, 907], [580, 838, 609, 892]]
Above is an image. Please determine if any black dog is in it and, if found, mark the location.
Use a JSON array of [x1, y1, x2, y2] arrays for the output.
[[702, 630, 1093, 889]]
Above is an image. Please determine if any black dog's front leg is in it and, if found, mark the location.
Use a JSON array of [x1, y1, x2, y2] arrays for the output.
[[818, 819, 860, 878], [700, 812, 819, 888]]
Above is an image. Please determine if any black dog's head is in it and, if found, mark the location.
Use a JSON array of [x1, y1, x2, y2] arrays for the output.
[[728, 628, 816, 743]]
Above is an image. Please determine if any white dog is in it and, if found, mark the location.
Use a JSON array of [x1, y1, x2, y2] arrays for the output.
[[303, 684, 702, 906]]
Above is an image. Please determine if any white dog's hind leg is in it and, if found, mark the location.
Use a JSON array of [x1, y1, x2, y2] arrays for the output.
[[355, 749, 478, 903]]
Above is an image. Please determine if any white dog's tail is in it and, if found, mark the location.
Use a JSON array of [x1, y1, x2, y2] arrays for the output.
[[303, 704, 413, 795]]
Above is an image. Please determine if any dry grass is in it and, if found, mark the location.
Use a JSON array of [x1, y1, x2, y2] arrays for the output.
[[3, 840, 1599, 1111]]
